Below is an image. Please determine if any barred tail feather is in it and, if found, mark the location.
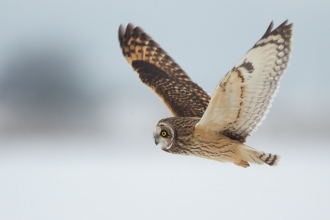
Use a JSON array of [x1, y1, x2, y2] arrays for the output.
[[240, 145, 280, 166], [258, 152, 280, 166]]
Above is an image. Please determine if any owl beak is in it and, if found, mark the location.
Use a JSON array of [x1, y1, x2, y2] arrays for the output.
[[155, 140, 159, 145]]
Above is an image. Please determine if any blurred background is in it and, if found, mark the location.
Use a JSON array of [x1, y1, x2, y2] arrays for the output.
[[1, 0, 329, 219]]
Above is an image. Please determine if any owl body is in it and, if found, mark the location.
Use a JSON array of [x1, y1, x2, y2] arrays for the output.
[[155, 117, 275, 167], [119, 20, 292, 168]]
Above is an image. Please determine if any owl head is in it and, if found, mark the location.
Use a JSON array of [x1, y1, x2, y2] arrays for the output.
[[154, 121, 176, 151], [154, 117, 200, 152]]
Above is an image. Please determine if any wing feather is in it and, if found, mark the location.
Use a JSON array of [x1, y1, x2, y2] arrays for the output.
[[196, 20, 293, 142], [119, 23, 210, 117]]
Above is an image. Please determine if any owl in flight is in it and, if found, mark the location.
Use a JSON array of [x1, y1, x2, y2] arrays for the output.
[[118, 20, 293, 168]]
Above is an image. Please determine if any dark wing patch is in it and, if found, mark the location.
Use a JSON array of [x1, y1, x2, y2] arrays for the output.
[[119, 23, 210, 117], [133, 61, 210, 117]]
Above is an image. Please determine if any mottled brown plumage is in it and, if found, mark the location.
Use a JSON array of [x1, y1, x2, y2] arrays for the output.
[[118, 23, 210, 118], [155, 117, 278, 167], [119, 21, 293, 168]]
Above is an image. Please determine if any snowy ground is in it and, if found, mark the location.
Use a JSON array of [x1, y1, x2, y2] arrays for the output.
[[1, 132, 329, 220]]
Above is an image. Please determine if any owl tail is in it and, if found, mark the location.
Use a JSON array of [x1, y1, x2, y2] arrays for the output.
[[239, 145, 280, 166]]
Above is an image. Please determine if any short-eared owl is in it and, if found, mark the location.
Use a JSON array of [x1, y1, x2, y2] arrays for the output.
[[119, 21, 293, 168]]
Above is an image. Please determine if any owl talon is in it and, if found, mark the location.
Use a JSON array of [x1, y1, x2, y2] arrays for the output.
[[234, 160, 250, 168]]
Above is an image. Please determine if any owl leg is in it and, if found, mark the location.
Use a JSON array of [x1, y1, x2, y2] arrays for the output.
[[234, 160, 250, 168]]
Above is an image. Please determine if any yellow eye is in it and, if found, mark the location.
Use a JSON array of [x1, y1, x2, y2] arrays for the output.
[[160, 130, 168, 137]]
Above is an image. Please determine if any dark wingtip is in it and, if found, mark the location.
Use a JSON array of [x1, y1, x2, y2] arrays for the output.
[[267, 21, 274, 33], [134, 26, 144, 37], [278, 19, 288, 28], [118, 23, 135, 41], [277, 20, 293, 37], [261, 21, 274, 39], [118, 24, 125, 42], [125, 23, 134, 41], [261, 20, 293, 39], [285, 21, 294, 31]]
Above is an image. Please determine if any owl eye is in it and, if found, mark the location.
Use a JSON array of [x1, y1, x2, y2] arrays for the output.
[[160, 130, 168, 137]]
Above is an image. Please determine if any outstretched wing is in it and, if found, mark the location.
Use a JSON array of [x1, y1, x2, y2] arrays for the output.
[[196, 20, 293, 142], [119, 24, 210, 118]]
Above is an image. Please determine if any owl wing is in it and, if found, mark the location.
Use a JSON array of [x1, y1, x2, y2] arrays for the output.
[[196, 20, 293, 142], [119, 24, 210, 118]]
